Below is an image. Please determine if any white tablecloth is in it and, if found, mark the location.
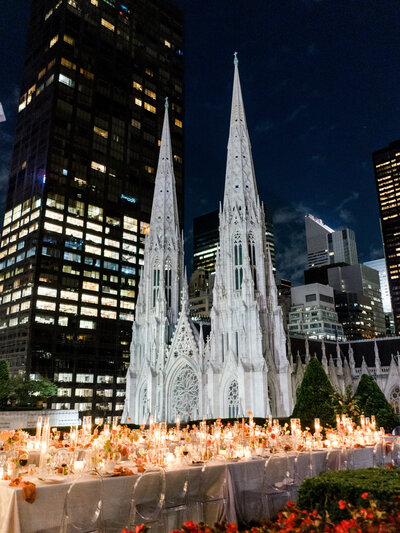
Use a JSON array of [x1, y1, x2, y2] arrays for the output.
[[0, 445, 389, 533]]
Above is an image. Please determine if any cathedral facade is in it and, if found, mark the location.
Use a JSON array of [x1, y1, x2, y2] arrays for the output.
[[122, 57, 292, 424]]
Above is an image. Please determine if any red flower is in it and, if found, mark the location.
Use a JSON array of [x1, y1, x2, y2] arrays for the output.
[[286, 500, 295, 507], [361, 492, 369, 500], [338, 500, 347, 510]]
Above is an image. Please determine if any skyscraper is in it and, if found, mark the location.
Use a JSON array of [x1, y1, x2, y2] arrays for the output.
[[373, 141, 400, 335], [0, 0, 183, 420], [305, 214, 358, 268]]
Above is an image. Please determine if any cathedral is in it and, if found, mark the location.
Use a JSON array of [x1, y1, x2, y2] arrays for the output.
[[122, 56, 292, 424]]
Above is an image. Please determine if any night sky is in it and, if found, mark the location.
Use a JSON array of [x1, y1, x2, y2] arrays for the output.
[[2, 1, 400, 283]]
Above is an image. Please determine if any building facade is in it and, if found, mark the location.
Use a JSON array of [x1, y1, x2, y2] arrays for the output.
[[123, 57, 292, 423], [373, 141, 400, 335], [0, 0, 183, 420], [288, 283, 345, 341], [365, 258, 395, 335], [305, 214, 358, 268]]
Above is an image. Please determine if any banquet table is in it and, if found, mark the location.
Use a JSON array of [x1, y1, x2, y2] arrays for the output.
[[0, 445, 390, 533]]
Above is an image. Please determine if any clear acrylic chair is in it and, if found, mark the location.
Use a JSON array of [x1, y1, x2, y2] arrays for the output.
[[325, 448, 340, 471], [161, 468, 189, 531], [195, 461, 228, 524], [60, 469, 103, 533], [392, 437, 400, 467], [241, 454, 292, 522], [128, 467, 166, 532]]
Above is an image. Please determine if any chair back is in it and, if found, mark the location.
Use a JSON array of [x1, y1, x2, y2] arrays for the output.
[[200, 461, 227, 503], [164, 468, 188, 509], [129, 467, 166, 525], [60, 469, 103, 533]]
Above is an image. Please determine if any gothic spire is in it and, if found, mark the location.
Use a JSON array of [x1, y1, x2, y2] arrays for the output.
[[149, 99, 179, 240], [223, 53, 259, 212]]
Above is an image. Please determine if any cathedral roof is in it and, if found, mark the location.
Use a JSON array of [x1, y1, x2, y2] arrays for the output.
[[290, 335, 400, 368]]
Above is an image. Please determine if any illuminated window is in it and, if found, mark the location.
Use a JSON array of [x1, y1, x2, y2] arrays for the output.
[[49, 35, 59, 48], [38, 68, 46, 80], [120, 300, 134, 309], [63, 35, 75, 45], [131, 119, 141, 129], [101, 18, 115, 31], [101, 309, 117, 319], [144, 102, 156, 114], [81, 307, 97, 317], [82, 281, 99, 292], [75, 388, 93, 397], [135, 98, 142, 107], [87, 221, 102, 232], [67, 216, 84, 227], [93, 126, 108, 138], [60, 290, 78, 301], [91, 161, 106, 173], [145, 68, 154, 77], [104, 249, 119, 260], [140, 221, 150, 235], [82, 293, 98, 304], [80, 320, 95, 329], [59, 73, 74, 88], [175, 118, 183, 128], [86, 233, 102, 245], [145, 88, 156, 100], [68, 199, 84, 217], [60, 303, 77, 314], [64, 251, 81, 262], [88, 205, 103, 222], [101, 297, 117, 307], [61, 57, 76, 70], [36, 300, 56, 311], [38, 286, 57, 298], [47, 193, 64, 210], [44, 222, 63, 234], [120, 312, 134, 321], [80, 68, 94, 80], [45, 209, 64, 221], [85, 244, 101, 256], [124, 216, 138, 232], [104, 238, 119, 248], [35, 315, 55, 325], [164, 40, 171, 48], [133, 81, 143, 91], [144, 165, 154, 174]]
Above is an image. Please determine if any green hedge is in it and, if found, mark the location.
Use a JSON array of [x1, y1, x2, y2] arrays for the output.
[[297, 468, 400, 521]]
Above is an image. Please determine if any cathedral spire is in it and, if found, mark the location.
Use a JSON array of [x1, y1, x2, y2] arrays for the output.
[[149, 100, 179, 239], [223, 54, 258, 212]]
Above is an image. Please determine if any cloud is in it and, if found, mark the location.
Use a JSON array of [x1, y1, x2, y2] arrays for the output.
[[310, 154, 325, 162], [273, 203, 311, 284], [336, 191, 359, 211], [255, 119, 274, 133], [285, 103, 309, 123], [307, 43, 317, 56]]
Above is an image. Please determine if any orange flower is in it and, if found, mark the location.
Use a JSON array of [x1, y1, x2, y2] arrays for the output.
[[338, 500, 347, 510]]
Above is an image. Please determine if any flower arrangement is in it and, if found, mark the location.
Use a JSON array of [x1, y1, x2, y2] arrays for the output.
[[134, 495, 400, 532]]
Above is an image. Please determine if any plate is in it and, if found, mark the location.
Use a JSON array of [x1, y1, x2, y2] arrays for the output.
[[38, 477, 65, 484]]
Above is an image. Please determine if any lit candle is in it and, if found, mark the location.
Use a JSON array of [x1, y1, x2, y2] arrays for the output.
[[314, 418, 320, 434]]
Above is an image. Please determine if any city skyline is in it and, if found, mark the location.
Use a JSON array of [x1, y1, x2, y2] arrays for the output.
[[2, 1, 400, 284]]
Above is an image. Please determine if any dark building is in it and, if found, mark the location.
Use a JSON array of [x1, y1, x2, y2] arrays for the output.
[[193, 207, 275, 274], [305, 263, 386, 340], [0, 0, 184, 420], [373, 141, 400, 335]]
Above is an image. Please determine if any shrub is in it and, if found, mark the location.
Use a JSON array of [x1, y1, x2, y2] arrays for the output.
[[297, 467, 400, 521], [0, 360, 10, 407], [354, 374, 399, 432], [292, 357, 337, 429]]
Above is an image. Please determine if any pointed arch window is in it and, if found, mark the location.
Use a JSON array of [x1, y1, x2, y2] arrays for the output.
[[165, 262, 172, 307], [227, 380, 239, 418], [234, 234, 243, 291], [152, 264, 160, 307], [248, 234, 257, 290], [390, 386, 400, 414]]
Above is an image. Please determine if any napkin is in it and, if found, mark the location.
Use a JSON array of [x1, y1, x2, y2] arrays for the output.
[[9, 477, 38, 504], [113, 466, 134, 476]]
